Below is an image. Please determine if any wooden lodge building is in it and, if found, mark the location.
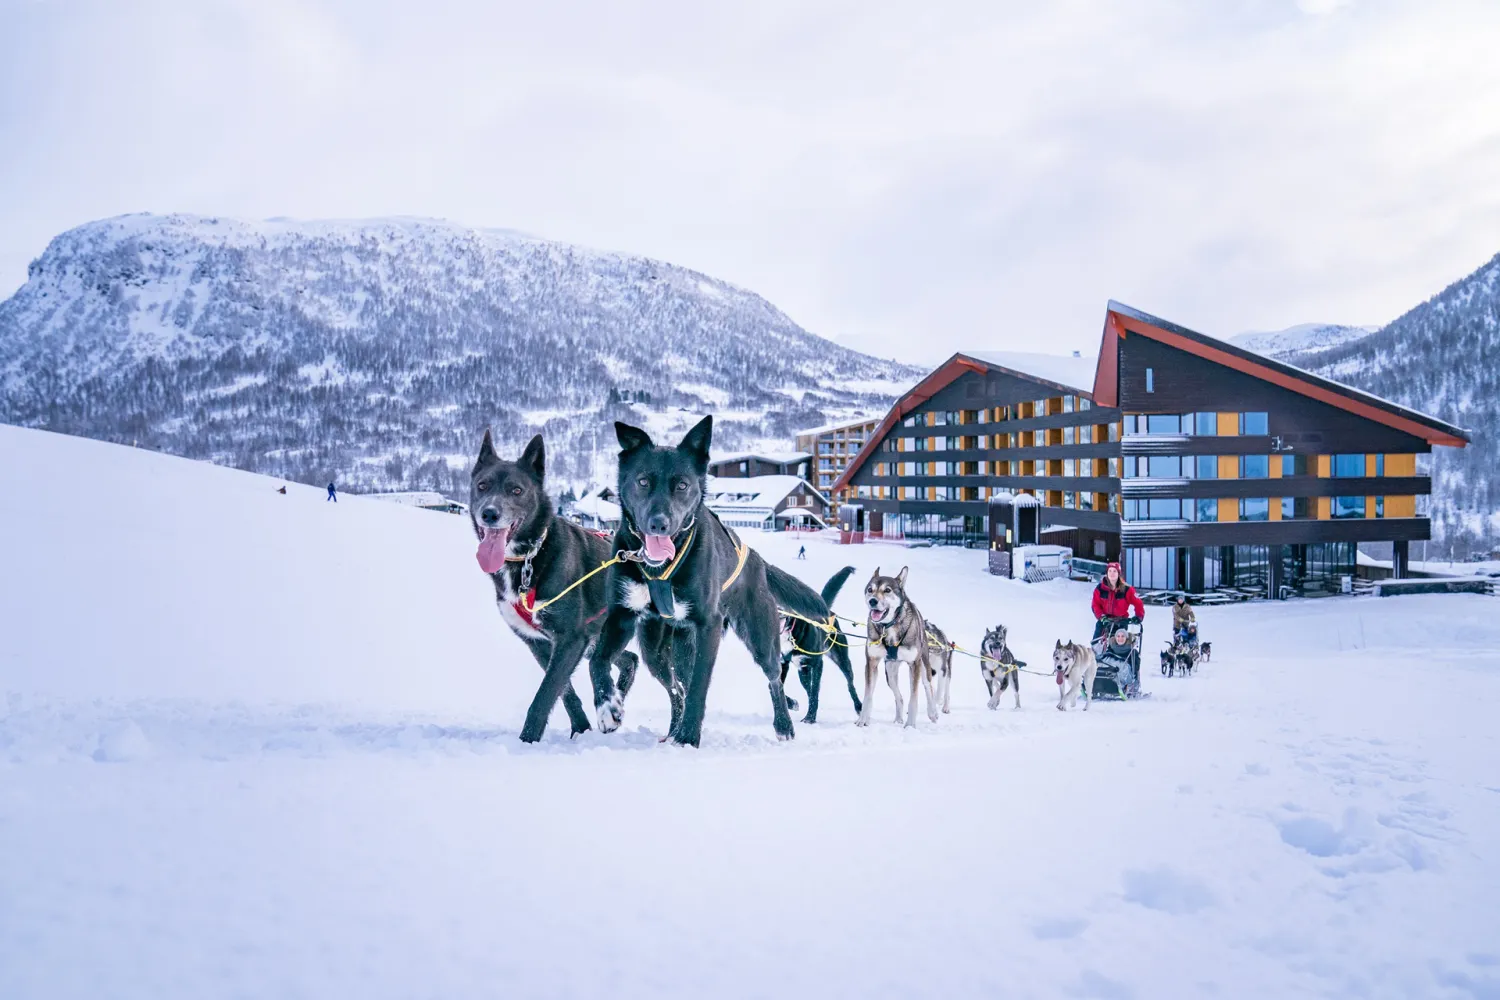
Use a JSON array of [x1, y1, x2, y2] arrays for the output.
[[832, 302, 1470, 596]]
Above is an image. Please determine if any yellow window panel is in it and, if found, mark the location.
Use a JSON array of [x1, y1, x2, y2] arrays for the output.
[[1218, 455, 1239, 479], [1317, 497, 1331, 519], [1316, 455, 1330, 477], [1217, 412, 1238, 436], [1218, 498, 1238, 522]]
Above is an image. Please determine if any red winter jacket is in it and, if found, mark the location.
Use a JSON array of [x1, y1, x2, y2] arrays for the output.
[[1092, 580, 1145, 620]]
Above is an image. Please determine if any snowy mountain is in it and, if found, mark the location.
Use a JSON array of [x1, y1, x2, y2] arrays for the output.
[[1230, 322, 1377, 358], [1249, 255, 1500, 550], [0, 214, 918, 495]]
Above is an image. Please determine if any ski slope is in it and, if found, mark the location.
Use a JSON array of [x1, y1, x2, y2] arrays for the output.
[[2, 424, 1499, 999]]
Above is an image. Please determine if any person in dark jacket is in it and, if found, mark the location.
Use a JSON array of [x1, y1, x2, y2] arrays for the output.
[[1091, 561, 1144, 643], [326, 482, 338, 502]]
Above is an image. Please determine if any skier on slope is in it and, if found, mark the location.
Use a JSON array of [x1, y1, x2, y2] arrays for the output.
[[798, 544, 806, 560], [326, 481, 338, 502]]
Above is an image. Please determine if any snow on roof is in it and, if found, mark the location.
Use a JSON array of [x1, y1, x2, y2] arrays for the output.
[[572, 493, 621, 520], [958, 350, 1098, 395], [709, 452, 811, 466], [705, 475, 826, 511], [794, 417, 880, 437]]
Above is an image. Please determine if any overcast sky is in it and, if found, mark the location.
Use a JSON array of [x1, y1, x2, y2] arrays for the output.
[[3, 0, 1498, 362]]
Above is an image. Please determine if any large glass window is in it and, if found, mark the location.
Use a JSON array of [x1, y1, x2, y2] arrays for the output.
[[1196, 455, 1219, 479], [1240, 412, 1269, 435], [1376, 454, 1385, 476], [1333, 454, 1365, 477], [1281, 496, 1310, 520], [1146, 414, 1182, 434], [1063, 459, 1077, 477], [1332, 496, 1366, 518], [1282, 454, 1309, 476], [1194, 412, 1218, 435], [1147, 455, 1184, 478], [1239, 498, 1270, 521], [1196, 498, 1219, 522], [1148, 499, 1185, 520], [1239, 455, 1270, 478]]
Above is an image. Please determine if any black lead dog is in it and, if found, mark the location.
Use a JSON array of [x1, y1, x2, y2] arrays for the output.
[[769, 565, 862, 723], [586, 416, 796, 746], [469, 431, 642, 743]]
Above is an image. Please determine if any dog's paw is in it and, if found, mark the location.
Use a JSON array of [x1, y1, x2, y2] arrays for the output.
[[595, 694, 623, 733], [799, 714, 817, 725]]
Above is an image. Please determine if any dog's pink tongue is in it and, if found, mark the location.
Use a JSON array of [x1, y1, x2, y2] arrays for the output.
[[643, 533, 676, 563], [476, 527, 510, 574]]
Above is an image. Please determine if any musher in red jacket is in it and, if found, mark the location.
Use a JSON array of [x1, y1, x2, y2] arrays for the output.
[[1092, 561, 1145, 644]]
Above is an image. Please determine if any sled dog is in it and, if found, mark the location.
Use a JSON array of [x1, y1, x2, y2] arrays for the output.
[[771, 565, 863, 723], [858, 566, 941, 727], [584, 417, 797, 746], [1052, 640, 1098, 712], [980, 624, 1021, 710], [470, 431, 641, 743]]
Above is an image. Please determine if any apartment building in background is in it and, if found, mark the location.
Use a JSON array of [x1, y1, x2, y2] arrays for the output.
[[833, 302, 1469, 596]]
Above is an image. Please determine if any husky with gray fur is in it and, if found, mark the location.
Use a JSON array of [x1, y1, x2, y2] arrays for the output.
[[924, 620, 955, 715], [858, 566, 941, 727], [1052, 639, 1098, 712], [584, 416, 797, 746], [980, 624, 1021, 710], [469, 431, 642, 743]]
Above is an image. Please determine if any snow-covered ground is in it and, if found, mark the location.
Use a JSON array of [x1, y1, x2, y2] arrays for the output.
[[3, 424, 1499, 999]]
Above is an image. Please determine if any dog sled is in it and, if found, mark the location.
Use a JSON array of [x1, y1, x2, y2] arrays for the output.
[[1091, 616, 1143, 699]]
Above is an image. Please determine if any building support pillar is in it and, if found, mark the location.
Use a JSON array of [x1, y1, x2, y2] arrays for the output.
[[1268, 543, 1285, 599], [1393, 539, 1410, 579], [1187, 547, 1205, 594]]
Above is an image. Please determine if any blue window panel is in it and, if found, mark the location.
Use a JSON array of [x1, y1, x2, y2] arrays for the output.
[[1147, 455, 1183, 478], [1239, 498, 1270, 521], [1239, 455, 1269, 478], [1194, 412, 1217, 435], [1197, 498, 1218, 522], [1147, 499, 1182, 520], [1239, 412, 1268, 435], [1196, 455, 1219, 479], [1146, 414, 1180, 434], [1146, 368, 1155, 393], [1332, 496, 1366, 519], [1333, 454, 1364, 477], [1376, 454, 1385, 476]]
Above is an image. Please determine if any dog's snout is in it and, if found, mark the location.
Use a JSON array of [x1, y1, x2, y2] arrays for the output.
[[480, 507, 500, 526], [867, 597, 879, 609], [646, 514, 671, 535]]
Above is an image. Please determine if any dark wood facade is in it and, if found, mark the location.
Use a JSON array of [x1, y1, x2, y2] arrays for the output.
[[833, 303, 1469, 595]]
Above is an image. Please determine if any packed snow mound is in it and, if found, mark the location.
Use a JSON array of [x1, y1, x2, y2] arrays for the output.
[[0, 213, 918, 496]]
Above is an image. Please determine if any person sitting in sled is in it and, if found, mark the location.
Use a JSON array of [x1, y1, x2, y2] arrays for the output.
[[1091, 561, 1144, 645], [1172, 594, 1197, 644]]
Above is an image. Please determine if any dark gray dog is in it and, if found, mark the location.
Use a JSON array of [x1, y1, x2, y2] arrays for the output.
[[980, 624, 1022, 710], [585, 416, 796, 747], [770, 565, 862, 723], [470, 431, 641, 743]]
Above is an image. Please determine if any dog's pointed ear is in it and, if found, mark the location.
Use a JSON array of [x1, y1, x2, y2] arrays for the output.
[[615, 422, 653, 454], [895, 566, 908, 586], [476, 428, 498, 466], [869, 566, 881, 584], [677, 415, 713, 470], [1055, 639, 1062, 648], [519, 434, 545, 479]]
